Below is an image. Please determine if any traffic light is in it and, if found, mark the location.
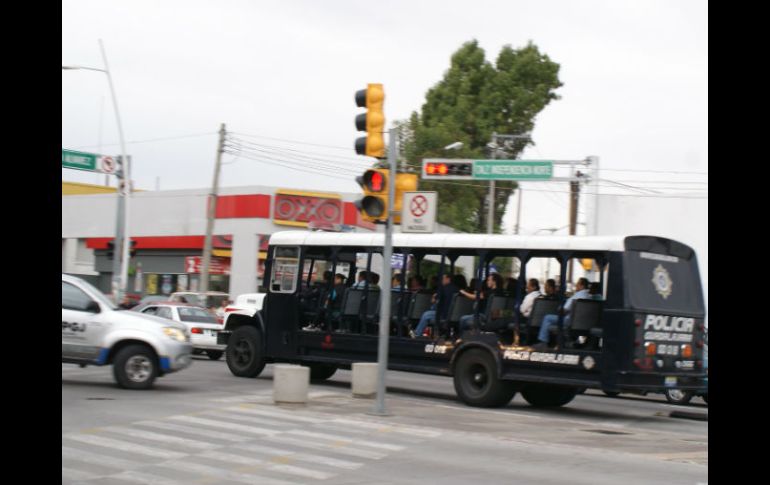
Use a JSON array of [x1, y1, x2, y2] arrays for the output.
[[355, 168, 389, 222], [106, 240, 115, 260], [354, 84, 385, 158], [129, 240, 137, 258], [393, 173, 418, 224], [421, 160, 473, 179]]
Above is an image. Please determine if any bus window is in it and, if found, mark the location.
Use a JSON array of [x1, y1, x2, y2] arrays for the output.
[[270, 247, 300, 294]]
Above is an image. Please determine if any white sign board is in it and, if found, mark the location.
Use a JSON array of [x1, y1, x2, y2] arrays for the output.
[[401, 191, 437, 233]]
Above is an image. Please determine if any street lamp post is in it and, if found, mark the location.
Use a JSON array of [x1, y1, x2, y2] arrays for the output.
[[62, 39, 131, 304]]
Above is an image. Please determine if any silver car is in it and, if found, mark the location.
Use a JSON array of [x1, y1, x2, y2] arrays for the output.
[[62, 274, 193, 389]]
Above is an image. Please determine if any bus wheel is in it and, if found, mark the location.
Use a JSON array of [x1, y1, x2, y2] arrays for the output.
[[453, 349, 516, 408], [226, 326, 265, 378], [664, 389, 693, 405], [304, 363, 337, 381], [521, 384, 577, 407]]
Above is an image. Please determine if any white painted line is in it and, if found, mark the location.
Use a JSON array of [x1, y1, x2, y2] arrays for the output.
[[169, 415, 279, 436], [205, 450, 334, 480], [61, 466, 99, 481], [61, 445, 138, 470], [105, 426, 217, 451], [110, 470, 190, 485], [64, 434, 186, 460], [286, 429, 405, 451], [134, 420, 251, 442], [330, 417, 443, 438], [206, 411, 286, 428], [228, 406, 325, 423], [237, 442, 363, 470], [265, 435, 387, 460], [159, 460, 296, 485]]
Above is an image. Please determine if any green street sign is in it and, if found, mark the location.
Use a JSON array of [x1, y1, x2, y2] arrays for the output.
[[473, 160, 553, 180], [62, 149, 118, 174]]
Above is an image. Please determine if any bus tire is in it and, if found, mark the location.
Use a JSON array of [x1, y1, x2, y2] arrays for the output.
[[305, 363, 337, 381], [453, 349, 516, 408], [226, 325, 265, 378], [521, 384, 577, 407], [664, 389, 693, 405]]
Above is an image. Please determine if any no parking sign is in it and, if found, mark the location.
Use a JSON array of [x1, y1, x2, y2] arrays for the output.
[[401, 192, 437, 233]]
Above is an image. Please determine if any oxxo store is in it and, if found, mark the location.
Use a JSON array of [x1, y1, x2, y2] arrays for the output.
[[62, 184, 376, 298]]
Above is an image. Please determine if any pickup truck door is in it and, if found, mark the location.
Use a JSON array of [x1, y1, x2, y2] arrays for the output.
[[61, 281, 108, 361]]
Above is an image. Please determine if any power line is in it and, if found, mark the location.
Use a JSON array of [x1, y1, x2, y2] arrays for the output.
[[71, 132, 218, 149], [231, 131, 362, 153]]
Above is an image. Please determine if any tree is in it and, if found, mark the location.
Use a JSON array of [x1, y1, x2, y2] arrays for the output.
[[400, 40, 562, 234]]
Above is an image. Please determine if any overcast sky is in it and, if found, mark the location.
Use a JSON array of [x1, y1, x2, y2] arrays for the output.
[[62, 0, 707, 236]]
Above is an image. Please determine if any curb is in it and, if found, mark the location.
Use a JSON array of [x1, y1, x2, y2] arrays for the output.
[[669, 410, 708, 421]]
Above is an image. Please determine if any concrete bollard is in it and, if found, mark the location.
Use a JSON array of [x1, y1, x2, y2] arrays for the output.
[[273, 364, 310, 404], [351, 362, 378, 398]]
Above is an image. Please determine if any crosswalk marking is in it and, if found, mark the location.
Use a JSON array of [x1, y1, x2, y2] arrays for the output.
[[237, 442, 363, 470], [105, 426, 217, 451], [169, 415, 279, 436], [64, 434, 186, 460], [205, 450, 335, 480], [158, 460, 297, 485], [134, 420, 250, 442], [62, 445, 139, 470], [331, 417, 444, 437], [232, 405, 326, 423], [205, 410, 288, 428], [109, 470, 191, 485], [286, 429, 406, 451], [61, 466, 99, 481], [264, 434, 388, 460]]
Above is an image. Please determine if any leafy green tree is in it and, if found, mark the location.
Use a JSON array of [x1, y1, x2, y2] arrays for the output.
[[400, 40, 562, 234]]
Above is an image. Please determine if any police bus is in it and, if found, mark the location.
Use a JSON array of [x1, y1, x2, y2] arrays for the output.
[[218, 231, 707, 408]]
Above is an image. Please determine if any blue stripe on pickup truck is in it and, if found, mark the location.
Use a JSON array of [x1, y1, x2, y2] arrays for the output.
[[96, 348, 110, 364], [159, 357, 171, 371]]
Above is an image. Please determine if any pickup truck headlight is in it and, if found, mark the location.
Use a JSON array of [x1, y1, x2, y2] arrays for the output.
[[163, 327, 189, 342]]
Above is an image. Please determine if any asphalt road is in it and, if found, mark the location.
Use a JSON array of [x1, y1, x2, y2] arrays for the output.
[[62, 357, 708, 484]]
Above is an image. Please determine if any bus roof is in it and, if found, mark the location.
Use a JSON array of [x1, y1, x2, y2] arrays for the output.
[[268, 231, 658, 252]]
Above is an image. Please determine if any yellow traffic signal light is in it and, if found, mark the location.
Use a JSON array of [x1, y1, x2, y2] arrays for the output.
[[354, 84, 385, 158], [393, 172, 418, 224], [355, 168, 389, 222]]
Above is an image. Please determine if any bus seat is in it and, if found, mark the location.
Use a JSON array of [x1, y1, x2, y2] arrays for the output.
[[407, 291, 434, 321], [568, 299, 603, 348], [482, 294, 517, 332]]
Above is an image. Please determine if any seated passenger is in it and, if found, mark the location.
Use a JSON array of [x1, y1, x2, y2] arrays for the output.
[[540, 279, 558, 300], [352, 270, 369, 289], [458, 272, 505, 332], [589, 282, 603, 300], [411, 274, 458, 338], [519, 278, 542, 320], [533, 277, 590, 350]]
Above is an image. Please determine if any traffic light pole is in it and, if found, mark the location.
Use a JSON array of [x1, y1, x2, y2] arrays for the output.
[[372, 128, 396, 416]]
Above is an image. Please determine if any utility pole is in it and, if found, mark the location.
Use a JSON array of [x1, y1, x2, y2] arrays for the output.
[[486, 133, 497, 234], [200, 123, 227, 294], [372, 127, 397, 416], [567, 177, 580, 286]]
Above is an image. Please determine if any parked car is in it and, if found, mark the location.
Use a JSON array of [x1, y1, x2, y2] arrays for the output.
[[62, 274, 193, 389], [169, 291, 229, 310], [132, 302, 226, 360], [133, 295, 170, 308]]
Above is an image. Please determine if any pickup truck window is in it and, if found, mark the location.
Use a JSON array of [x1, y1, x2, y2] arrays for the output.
[[62, 282, 97, 312]]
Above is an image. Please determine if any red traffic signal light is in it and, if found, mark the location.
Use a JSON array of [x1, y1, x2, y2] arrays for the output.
[[421, 160, 474, 179], [355, 168, 389, 221]]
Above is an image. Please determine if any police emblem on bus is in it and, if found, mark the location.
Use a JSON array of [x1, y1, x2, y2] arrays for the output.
[[652, 264, 672, 299]]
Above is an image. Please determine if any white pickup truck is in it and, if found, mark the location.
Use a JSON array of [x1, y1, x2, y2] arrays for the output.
[[62, 274, 193, 389], [218, 293, 265, 374]]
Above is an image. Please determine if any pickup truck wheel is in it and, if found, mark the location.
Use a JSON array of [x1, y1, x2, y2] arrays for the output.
[[664, 389, 693, 405], [226, 326, 265, 377], [206, 350, 224, 361], [521, 384, 577, 407], [113, 345, 158, 390], [453, 349, 516, 408]]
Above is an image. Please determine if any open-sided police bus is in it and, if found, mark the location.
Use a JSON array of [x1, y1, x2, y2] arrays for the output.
[[218, 231, 707, 408]]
